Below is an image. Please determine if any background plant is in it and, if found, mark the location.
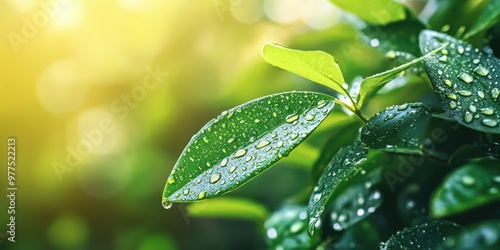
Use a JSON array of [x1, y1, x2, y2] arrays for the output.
[[163, 0, 500, 249]]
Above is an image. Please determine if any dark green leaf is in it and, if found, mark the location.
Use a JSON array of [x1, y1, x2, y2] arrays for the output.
[[328, 169, 383, 232], [264, 205, 320, 250], [331, 220, 381, 249], [362, 103, 481, 160], [465, 0, 500, 39], [440, 220, 500, 249], [329, 0, 406, 25], [420, 30, 500, 134], [358, 18, 425, 56], [162, 92, 335, 205], [307, 142, 387, 235], [431, 159, 500, 218], [357, 44, 446, 107], [186, 198, 268, 223], [262, 44, 346, 94], [381, 221, 464, 250]]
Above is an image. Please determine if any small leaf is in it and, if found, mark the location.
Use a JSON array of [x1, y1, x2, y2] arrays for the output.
[[420, 30, 500, 134], [381, 221, 464, 250], [357, 44, 446, 107], [264, 205, 320, 250], [465, 0, 500, 39], [430, 159, 500, 218], [187, 197, 268, 222], [358, 18, 425, 56], [361, 102, 480, 160], [162, 91, 335, 205], [440, 220, 500, 249], [328, 169, 383, 232], [329, 0, 406, 25], [262, 44, 346, 94], [307, 142, 387, 235]]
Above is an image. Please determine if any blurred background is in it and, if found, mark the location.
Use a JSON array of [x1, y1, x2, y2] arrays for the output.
[[0, 0, 412, 249]]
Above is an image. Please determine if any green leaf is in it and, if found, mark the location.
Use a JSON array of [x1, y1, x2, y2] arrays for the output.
[[333, 220, 382, 249], [465, 0, 500, 39], [362, 103, 477, 159], [430, 159, 500, 218], [358, 18, 425, 56], [262, 44, 346, 94], [420, 30, 500, 134], [381, 221, 464, 250], [162, 91, 335, 205], [187, 197, 268, 223], [357, 44, 446, 107], [307, 142, 387, 235], [264, 205, 320, 250], [328, 169, 383, 232], [440, 220, 500, 249], [329, 0, 406, 25]]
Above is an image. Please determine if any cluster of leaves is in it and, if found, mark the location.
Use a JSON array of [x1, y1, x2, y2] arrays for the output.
[[162, 0, 500, 249]]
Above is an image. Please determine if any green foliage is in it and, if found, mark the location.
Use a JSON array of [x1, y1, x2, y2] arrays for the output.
[[162, 0, 500, 248]]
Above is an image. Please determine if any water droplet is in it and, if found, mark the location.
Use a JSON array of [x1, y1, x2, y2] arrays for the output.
[[306, 114, 315, 121], [438, 70, 443, 75], [469, 104, 477, 113], [473, 58, 480, 64], [317, 100, 327, 108], [386, 50, 396, 59], [290, 221, 304, 234], [198, 191, 206, 199], [245, 156, 252, 162], [183, 189, 190, 195], [313, 193, 322, 202], [277, 141, 284, 147], [256, 140, 270, 149], [167, 177, 175, 184], [398, 104, 408, 111], [478, 91, 485, 99], [441, 49, 449, 55], [457, 46, 464, 54], [291, 133, 299, 140], [474, 66, 489, 76], [449, 101, 457, 110], [384, 113, 395, 121], [444, 79, 453, 87], [272, 112, 277, 117], [356, 208, 365, 216], [461, 176, 475, 186], [457, 90, 472, 96], [162, 200, 173, 209], [234, 149, 247, 158], [447, 93, 457, 100], [286, 114, 299, 123], [203, 137, 209, 143], [370, 38, 379, 47], [254, 119, 260, 123], [491, 88, 500, 100], [220, 158, 228, 167], [228, 138, 235, 143], [482, 119, 498, 127], [481, 108, 495, 115], [439, 55, 448, 62], [209, 173, 221, 184], [464, 112, 473, 123], [229, 166, 237, 173], [458, 72, 473, 83]]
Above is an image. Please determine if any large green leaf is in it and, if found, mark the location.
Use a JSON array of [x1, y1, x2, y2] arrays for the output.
[[329, 0, 406, 25], [361, 102, 479, 161], [430, 159, 500, 218], [264, 205, 320, 250], [381, 221, 464, 250], [440, 220, 500, 249], [262, 44, 346, 94], [357, 44, 446, 107], [162, 92, 335, 205], [307, 142, 387, 235], [465, 0, 500, 39], [420, 30, 500, 134], [186, 198, 268, 223]]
